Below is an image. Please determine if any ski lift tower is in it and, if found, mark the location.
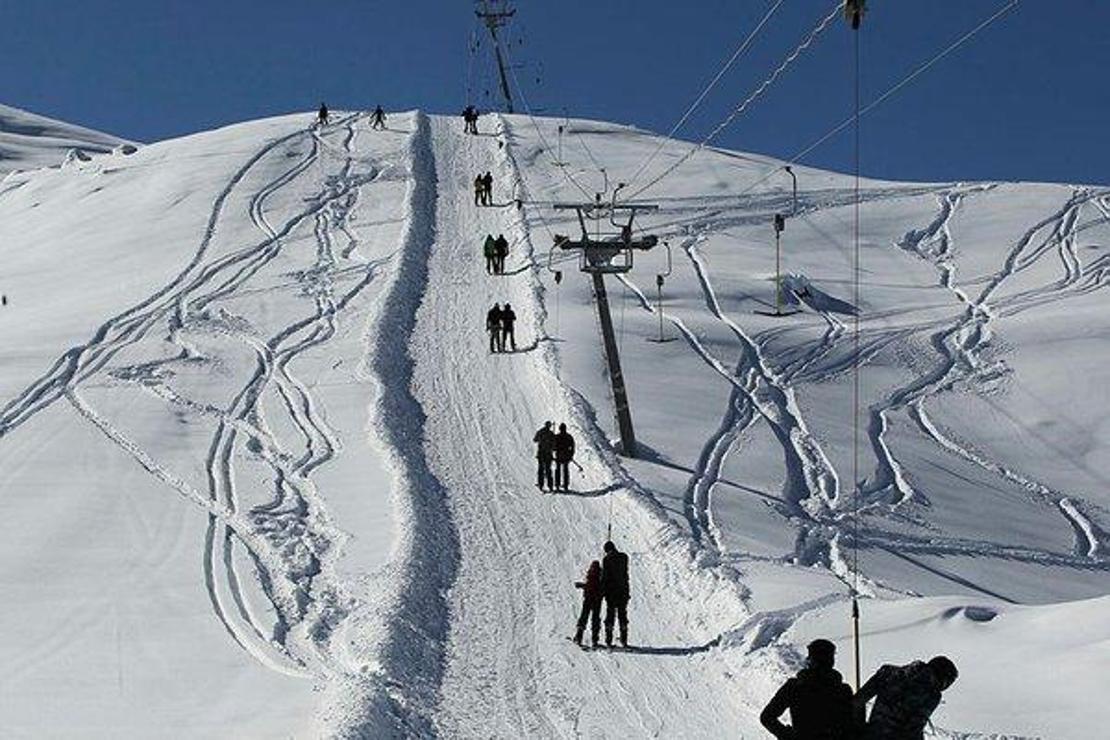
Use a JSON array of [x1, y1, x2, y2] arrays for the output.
[[552, 195, 659, 457], [475, 0, 516, 113]]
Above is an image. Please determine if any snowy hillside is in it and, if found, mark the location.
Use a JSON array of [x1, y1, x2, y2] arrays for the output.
[[0, 107, 1107, 738], [0, 103, 128, 175]]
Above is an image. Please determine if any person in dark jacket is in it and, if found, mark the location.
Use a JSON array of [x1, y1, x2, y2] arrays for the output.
[[533, 421, 555, 490], [483, 234, 498, 274], [481, 171, 494, 206], [500, 302, 517, 351], [855, 656, 958, 740], [474, 175, 485, 206], [600, 541, 630, 647], [494, 233, 509, 274], [462, 105, 479, 134], [371, 105, 386, 130], [486, 303, 503, 353], [553, 423, 576, 491], [317, 102, 330, 127], [573, 560, 602, 646], [760, 638, 855, 740]]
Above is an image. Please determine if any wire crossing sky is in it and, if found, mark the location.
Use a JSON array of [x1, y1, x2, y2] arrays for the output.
[[2, 1, 1106, 185]]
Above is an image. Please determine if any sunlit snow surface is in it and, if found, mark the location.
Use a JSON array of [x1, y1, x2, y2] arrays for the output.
[[0, 107, 1107, 737]]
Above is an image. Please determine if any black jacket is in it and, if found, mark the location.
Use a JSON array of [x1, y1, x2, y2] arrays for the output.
[[553, 431, 575, 462], [600, 550, 629, 602], [761, 667, 854, 740], [533, 426, 555, 460]]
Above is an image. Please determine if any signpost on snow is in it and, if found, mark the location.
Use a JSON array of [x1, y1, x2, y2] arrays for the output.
[[551, 194, 659, 457]]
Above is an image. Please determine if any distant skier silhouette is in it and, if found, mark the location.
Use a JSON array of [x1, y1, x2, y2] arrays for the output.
[[371, 105, 386, 130], [856, 656, 959, 739], [760, 638, 854, 740], [572, 560, 602, 647], [486, 303, 504, 353], [600, 541, 630, 647], [317, 102, 330, 127], [553, 423, 576, 491], [533, 421, 555, 491]]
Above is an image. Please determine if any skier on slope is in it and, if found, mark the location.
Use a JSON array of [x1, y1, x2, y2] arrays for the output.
[[572, 560, 602, 647], [317, 102, 330, 127], [760, 638, 855, 740], [371, 105, 386, 130], [553, 423, 576, 492], [474, 174, 485, 207], [855, 656, 959, 740], [533, 421, 555, 491], [500, 302, 517, 352], [483, 234, 498, 275], [494, 233, 509, 274], [486, 303, 504, 353], [482, 171, 494, 206], [600, 541, 630, 648]]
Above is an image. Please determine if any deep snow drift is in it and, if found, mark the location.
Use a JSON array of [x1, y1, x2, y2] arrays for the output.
[[0, 103, 128, 175], [0, 105, 1107, 738]]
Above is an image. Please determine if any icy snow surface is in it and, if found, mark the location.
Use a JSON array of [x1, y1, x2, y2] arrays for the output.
[[0, 107, 1107, 738]]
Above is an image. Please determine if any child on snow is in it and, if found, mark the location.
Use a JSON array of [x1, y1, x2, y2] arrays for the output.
[[573, 560, 602, 646]]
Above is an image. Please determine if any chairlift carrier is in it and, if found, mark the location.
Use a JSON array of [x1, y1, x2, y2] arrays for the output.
[[552, 198, 659, 275]]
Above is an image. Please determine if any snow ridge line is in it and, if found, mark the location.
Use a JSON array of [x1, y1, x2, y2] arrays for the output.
[[325, 111, 461, 737]]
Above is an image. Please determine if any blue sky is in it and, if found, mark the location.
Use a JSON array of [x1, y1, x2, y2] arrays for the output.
[[2, 1, 1105, 185]]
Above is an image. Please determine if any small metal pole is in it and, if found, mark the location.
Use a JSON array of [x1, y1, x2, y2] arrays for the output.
[[656, 276, 665, 341], [784, 165, 798, 216], [852, 596, 862, 691]]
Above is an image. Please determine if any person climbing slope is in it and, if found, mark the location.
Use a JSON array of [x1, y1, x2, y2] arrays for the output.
[[317, 102, 330, 127], [856, 656, 959, 740], [500, 302, 517, 351], [494, 233, 509, 274], [553, 423, 576, 492], [482, 171, 494, 206], [533, 421, 555, 491], [572, 560, 602, 647], [483, 234, 498, 275], [486, 303, 504, 353], [760, 638, 855, 740], [600, 541, 630, 648], [474, 175, 485, 207], [370, 105, 386, 130]]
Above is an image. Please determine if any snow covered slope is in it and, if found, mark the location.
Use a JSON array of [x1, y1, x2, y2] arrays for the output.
[[0, 103, 128, 175], [0, 107, 1107, 738]]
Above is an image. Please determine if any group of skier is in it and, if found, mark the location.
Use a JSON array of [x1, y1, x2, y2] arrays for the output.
[[473, 171, 495, 206], [485, 303, 517, 353], [461, 104, 480, 134], [761, 638, 960, 739], [483, 233, 510, 274], [532, 421, 577, 492], [316, 102, 386, 131]]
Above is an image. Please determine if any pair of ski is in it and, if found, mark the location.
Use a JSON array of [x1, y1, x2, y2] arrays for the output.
[[565, 636, 628, 652]]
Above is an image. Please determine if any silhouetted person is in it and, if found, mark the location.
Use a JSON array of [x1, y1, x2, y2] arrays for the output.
[[553, 423, 576, 491], [500, 302, 517, 351], [760, 638, 854, 740], [856, 656, 959, 740], [482, 171, 493, 206], [462, 105, 479, 134], [600, 541, 629, 647], [317, 102, 330, 127], [486, 303, 503, 353], [371, 105, 386, 130], [474, 175, 484, 207], [573, 560, 602, 647], [533, 421, 555, 490], [494, 233, 509, 274], [483, 234, 498, 274]]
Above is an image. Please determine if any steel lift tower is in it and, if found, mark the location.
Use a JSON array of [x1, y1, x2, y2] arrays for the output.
[[475, 1, 516, 113]]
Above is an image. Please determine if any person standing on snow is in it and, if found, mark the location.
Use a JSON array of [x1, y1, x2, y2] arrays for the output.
[[553, 423, 576, 492], [483, 234, 498, 275], [572, 560, 603, 647], [760, 638, 855, 740], [486, 303, 504, 353], [462, 105, 479, 134], [482, 171, 494, 206], [371, 105, 386, 130], [500, 302, 517, 352], [317, 102, 330, 127], [494, 233, 509, 274], [855, 656, 959, 740], [533, 421, 555, 491], [474, 175, 485, 207], [600, 541, 630, 648]]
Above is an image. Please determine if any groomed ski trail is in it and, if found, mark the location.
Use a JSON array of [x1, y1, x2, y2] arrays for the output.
[[414, 117, 776, 737]]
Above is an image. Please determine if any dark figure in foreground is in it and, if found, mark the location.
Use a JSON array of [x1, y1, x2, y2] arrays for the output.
[[462, 105, 479, 134], [856, 656, 959, 740], [482, 171, 494, 206], [760, 638, 854, 740], [553, 423, 576, 491], [317, 102, 329, 127], [494, 233, 509, 274], [483, 234, 498, 274], [486, 303, 504, 353], [371, 105, 386, 130], [500, 302, 517, 351], [533, 421, 555, 491], [573, 560, 602, 646], [600, 541, 629, 647], [474, 175, 485, 206]]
